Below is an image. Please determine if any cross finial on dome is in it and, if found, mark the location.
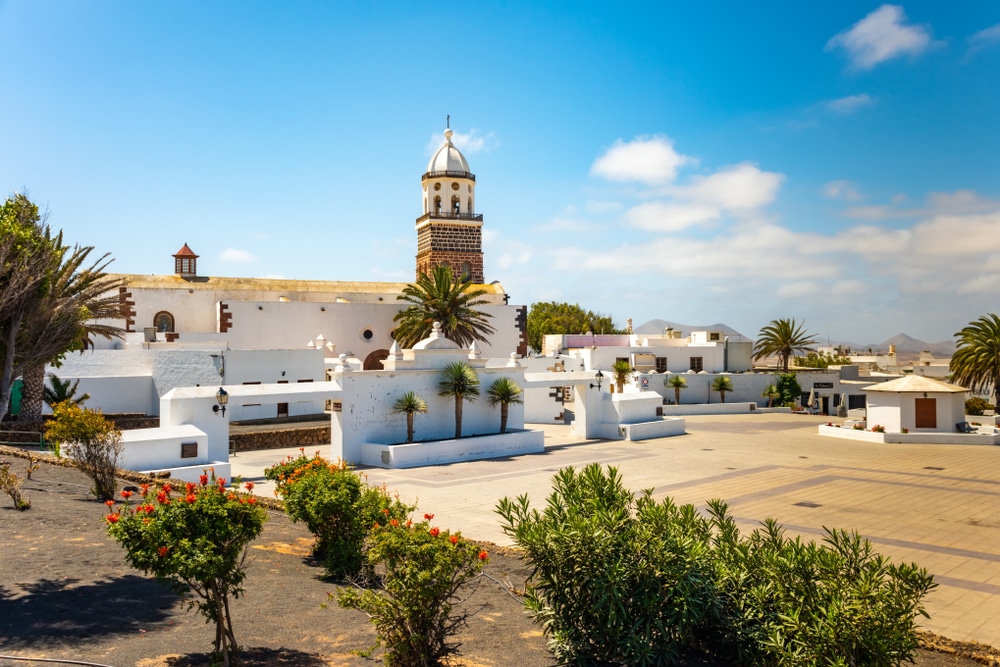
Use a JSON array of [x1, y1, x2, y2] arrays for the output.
[[446, 114, 450, 129]]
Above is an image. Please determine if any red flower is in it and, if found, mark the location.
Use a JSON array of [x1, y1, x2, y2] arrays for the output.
[[139, 504, 155, 514], [185, 482, 195, 493], [382, 508, 389, 515], [405, 520, 412, 528], [449, 535, 458, 545], [429, 527, 440, 538], [158, 546, 169, 558], [120, 490, 132, 499], [424, 513, 434, 521], [105, 513, 120, 524], [217, 477, 226, 487], [104, 499, 115, 507], [244, 481, 254, 492], [478, 550, 488, 561], [390, 519, 399, 527], [199, 475, 209, 486], [185, 493, 197, 504], [162, 483, 172, 493], [156, 491, 168, 504], [373, 521, 380, 529], [247, 497, 256, 504], [140, 483, 150, 495]]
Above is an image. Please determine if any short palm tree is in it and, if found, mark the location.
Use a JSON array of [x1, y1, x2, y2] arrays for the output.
[[391, 391, 428, 443], [761, 384, 780, 408], [712, 375, 734, 403], [43, 372, 90, 409], [612, 360, 632, 393], [752, 318, 817, 372], [438, 362, 480, 438], [393, 265, 496, 349], [665, 375, 687, 405], [950, 314, 1000, 405], [487, 377, 523, 434]]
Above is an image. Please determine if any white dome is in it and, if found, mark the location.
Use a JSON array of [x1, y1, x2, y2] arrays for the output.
[[425, 129, 471, 175]]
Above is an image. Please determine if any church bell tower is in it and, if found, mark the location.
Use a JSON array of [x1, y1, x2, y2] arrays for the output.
[[415, 123, 484, 283]]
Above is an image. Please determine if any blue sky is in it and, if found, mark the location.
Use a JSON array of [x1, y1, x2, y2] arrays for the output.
[[2, 1, 998, 344]]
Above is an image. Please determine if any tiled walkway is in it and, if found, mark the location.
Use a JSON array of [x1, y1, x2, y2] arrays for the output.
[[231, 413, 1000, 648]]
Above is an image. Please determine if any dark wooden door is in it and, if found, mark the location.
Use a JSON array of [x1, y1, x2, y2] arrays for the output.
[[915, 398, 937, 429]]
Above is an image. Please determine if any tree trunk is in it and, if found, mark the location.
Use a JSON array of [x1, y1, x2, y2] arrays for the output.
[[674, 387, 680, 405], [18, 363, 45, 422], [0, 315, 23, 421], [500, 404, 508, 434], [406, 413, 414, 443], [454, 398, 463, 439], [720, 391, 726, 404]]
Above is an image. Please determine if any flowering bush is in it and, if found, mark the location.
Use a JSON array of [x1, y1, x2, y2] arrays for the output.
[[265, 452, 412, 579], [871, 424, 886, 433], [105, 473, 266, 667], [45, 402, 122, 500], [853, 424, 865, 430], [337, 518, 488, 667]]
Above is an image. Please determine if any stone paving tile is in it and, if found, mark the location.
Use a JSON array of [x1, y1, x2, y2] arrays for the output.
[[230, 412, 1000, 648]]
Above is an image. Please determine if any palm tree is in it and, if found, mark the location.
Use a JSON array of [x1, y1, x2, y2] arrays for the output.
[[438, 362, 480, 438], [43, 372, 90, 409], [950, 314, 1000, 405], [712, 376, 734, 403], [487, 377, 523, 434], [16, 243, 124, 421], [393, 265, 496, 349], [761, 384, 780, 408], [752, 318, 817, 372], [665, 375, 687, 405], [391, 391, 428, 444], [612, 360, 632, 393]]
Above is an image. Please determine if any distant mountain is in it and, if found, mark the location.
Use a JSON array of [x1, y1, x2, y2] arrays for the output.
[[634, 319, 750, 341], [879, 333, 955, 358]]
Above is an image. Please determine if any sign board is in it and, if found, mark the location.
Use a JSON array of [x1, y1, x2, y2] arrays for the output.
[[813, 382, 834, 389], [331, 401, 343, 412], [180, 442, 198, 459], [641, 377, 649, 388]]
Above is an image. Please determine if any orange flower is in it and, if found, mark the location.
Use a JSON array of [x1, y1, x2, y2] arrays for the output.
[[199, 475, 209, 486], [105, 513, 120, 523], [140, 483, 150, 495], [156, 491, 168, 504], [390, 519, 399, 527], [162, 483, 172, 493], [424, 513, 434, 521], [478, 550, 488, 561], [158, 546, 169, 557], [382, 508, 390, 515], [185, 482, 195, 493], [449, 535, 458, 545], [244, 481, 254, 492], [429, 527, 440, 538], [120, 490, 132, 499], [104, 499, 115, 507], [185, 493, 197, 504]]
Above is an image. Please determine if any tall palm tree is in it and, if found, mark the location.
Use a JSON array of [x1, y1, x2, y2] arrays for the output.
[[712, 375, 734, 403], [391, 391, 428, 444], [438, 362, 480, 439], [487, 377, 523, 434], [612, 359, 632, 393], [950, 314, 1000, 405], [393, 265, 496, 349], [665, 375, 687, 405], [761, 384, 780, 408], [16, 244, 124, 421], [752, 318, 817, 372]]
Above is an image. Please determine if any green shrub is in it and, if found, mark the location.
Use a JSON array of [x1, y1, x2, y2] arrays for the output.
[[776, 373, 802, 408], [265, 453, 412, 579], [965, 396, 994, 416], [106, 475, 267, 666], [45, 402, 122, 500], [706, 500, 936, 667], [337, 518, 488, 667], [496, 463, 716, 666]]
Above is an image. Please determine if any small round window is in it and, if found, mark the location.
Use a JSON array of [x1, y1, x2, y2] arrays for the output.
[[362, 329, 374, 341], [434, 182, 441, 191], [451, 182, 460, 190]]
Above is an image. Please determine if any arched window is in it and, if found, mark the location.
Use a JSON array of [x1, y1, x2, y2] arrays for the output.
[[451, 195, 460, 214], [154, 311, 175, 333], [467, 197, 472, 212], [434, 196, 442, 213], [461, 262, 472, 281]]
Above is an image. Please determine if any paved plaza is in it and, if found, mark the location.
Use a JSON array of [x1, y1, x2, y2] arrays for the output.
[[231, 412, 1000, 649]]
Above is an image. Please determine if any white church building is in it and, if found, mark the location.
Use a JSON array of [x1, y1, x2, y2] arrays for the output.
[[55, 126, 528, 418]]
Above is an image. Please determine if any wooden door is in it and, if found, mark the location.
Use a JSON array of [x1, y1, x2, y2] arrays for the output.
[[914, 398, 937, 429]]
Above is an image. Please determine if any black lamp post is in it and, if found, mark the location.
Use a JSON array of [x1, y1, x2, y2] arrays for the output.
[[213, 387, 229, 417]]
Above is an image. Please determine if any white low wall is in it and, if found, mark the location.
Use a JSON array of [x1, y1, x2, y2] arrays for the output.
[[595, 418, 686, 441], [357, 429, 545, 469], [660, 402, 758, 416], [819, 424, 1000, 445], [139, 461, 232, 484]]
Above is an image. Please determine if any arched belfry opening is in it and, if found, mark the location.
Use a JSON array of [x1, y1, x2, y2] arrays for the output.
[[415, 123, 484, 284]]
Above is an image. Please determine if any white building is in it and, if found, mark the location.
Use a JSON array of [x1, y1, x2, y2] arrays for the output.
[[863, 375, 968, 434]]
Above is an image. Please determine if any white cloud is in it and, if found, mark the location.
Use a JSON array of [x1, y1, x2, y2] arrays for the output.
[[624, 202, 720, 232], [824, 94, 874, 114], [669, 162, 784, 211], [967, 23, 1000, 57], [220, 248, 255, 263], [826, 5, 937, 70], [824, 180, 864, 202], [590, 136, 694, 185], [425, 128, 499, 155]]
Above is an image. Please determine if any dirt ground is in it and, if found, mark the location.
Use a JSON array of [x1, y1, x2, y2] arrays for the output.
[[0, 456, 996, 667]]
